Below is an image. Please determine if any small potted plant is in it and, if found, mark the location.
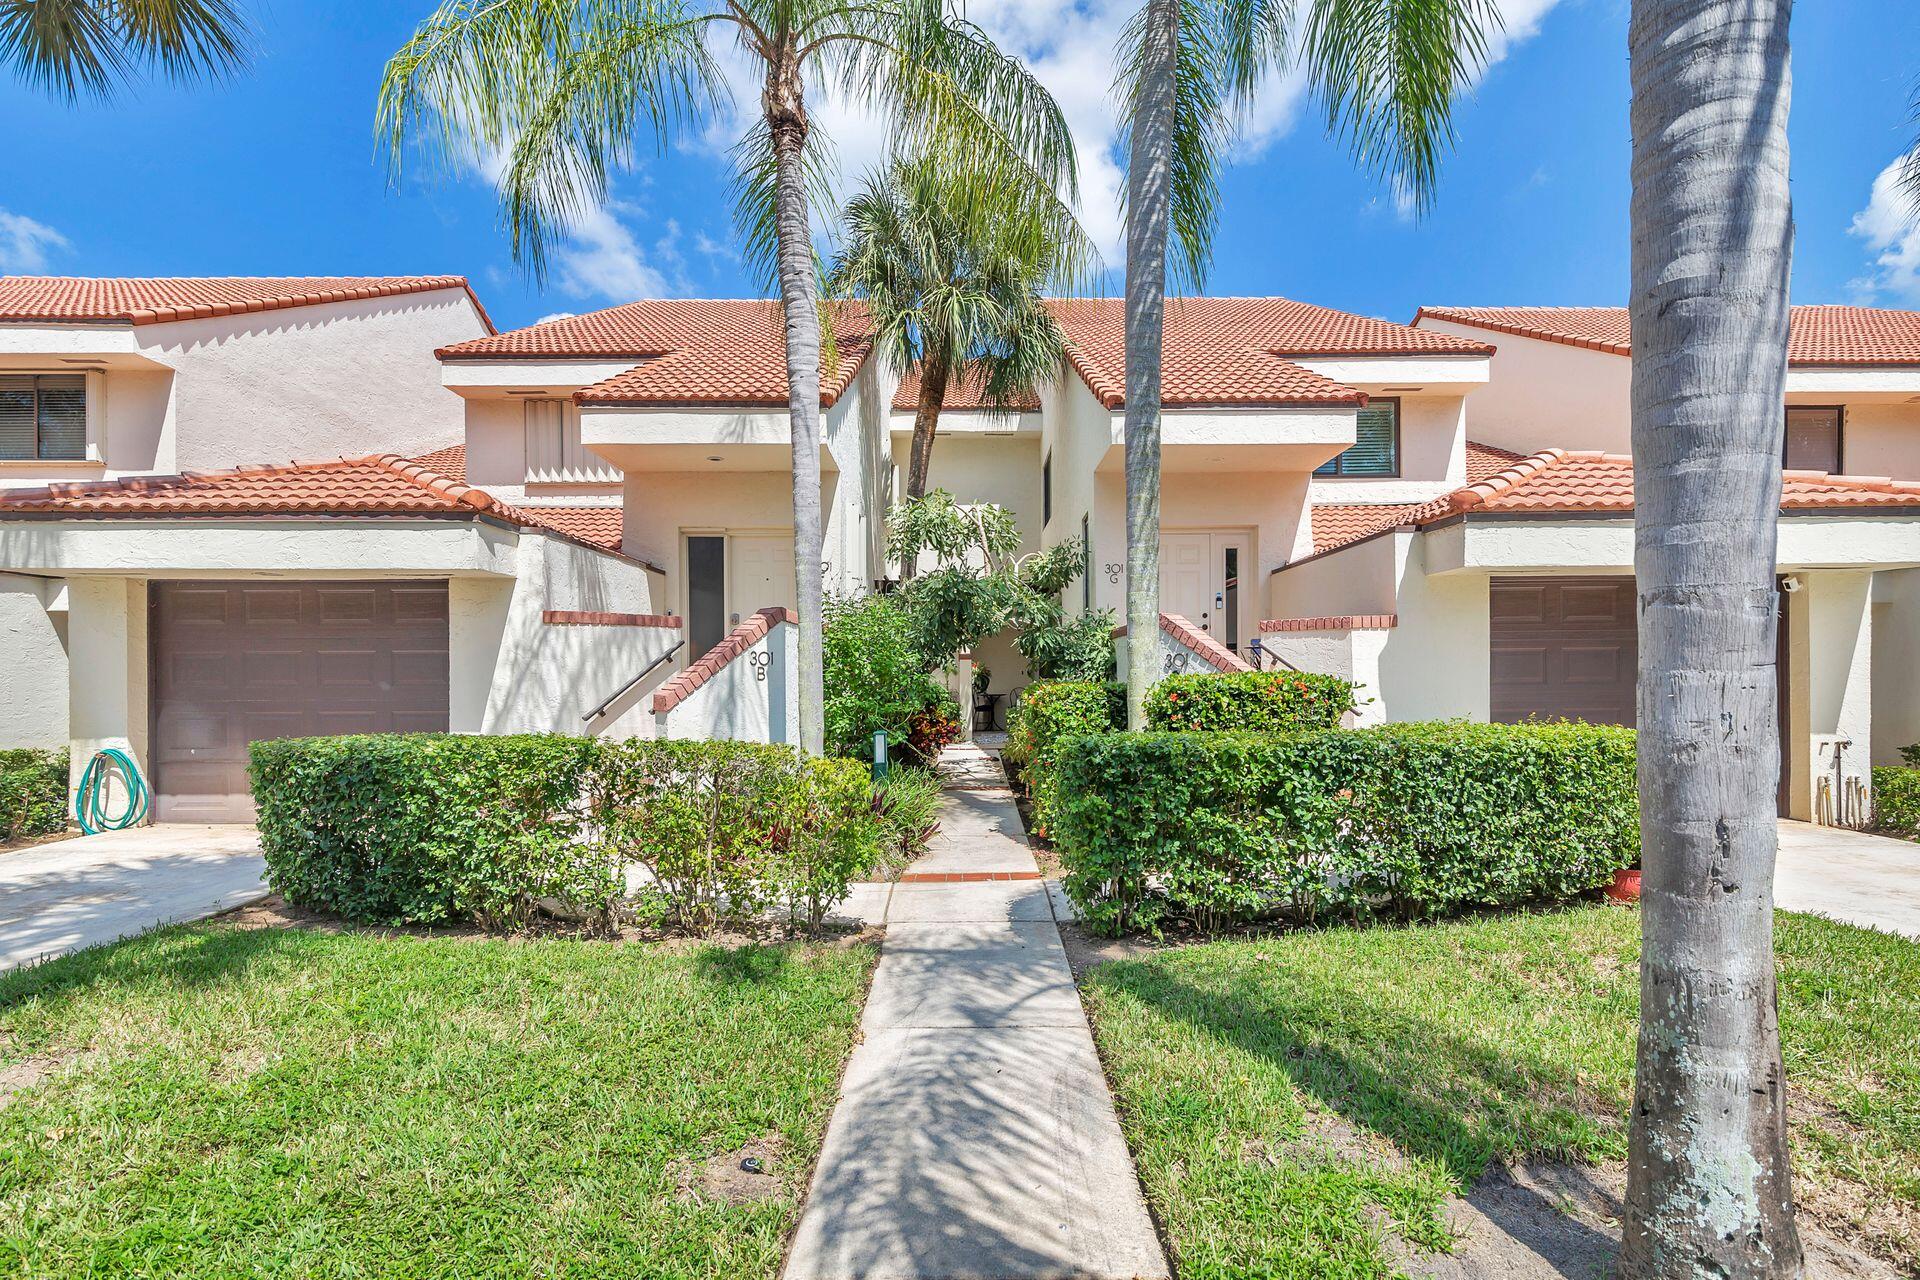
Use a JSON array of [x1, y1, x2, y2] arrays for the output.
[[1605, 860, 1642, 903]]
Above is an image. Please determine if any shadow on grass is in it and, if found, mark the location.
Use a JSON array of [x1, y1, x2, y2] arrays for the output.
[[1085, 946, 1623, 1182], [0, 923, 325, 1013], [693, 942, 796, 986]]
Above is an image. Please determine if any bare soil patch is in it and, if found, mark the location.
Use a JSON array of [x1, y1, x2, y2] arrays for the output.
[[677, 1134, 792, 1206]]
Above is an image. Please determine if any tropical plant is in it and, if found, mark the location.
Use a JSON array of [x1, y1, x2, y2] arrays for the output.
[[831, 153, 1088, 525], [2, 0, 248, 98], [1112, 0, 1496, 728], [378, 0, 1080, 756], [821, 592, 955, 763], [1622, 3, 1803, 1276]]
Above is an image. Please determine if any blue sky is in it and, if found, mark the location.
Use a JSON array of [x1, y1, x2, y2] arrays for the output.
[[3, 1, 1917, 333]]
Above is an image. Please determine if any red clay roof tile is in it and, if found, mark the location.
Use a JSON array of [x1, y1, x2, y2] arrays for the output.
[[411, 442, 467, 482], [891, 366, 1042, 413], [1416, 305, 1920, 366], [0, 276, 491, 330]]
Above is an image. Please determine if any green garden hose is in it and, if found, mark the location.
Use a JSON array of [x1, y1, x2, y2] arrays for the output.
[[76, 747, 149, 834]]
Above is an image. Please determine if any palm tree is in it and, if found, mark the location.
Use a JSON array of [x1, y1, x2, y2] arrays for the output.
[[1, 0, 248, 98], [378, 0, 1077, 757], [830, 154, 1089, 533], [1622, 3, 1803, 1276], [1113, 0, 1497, 728]]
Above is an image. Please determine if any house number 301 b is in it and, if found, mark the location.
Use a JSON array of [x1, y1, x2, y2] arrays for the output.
[[749, 651, 772, 682]]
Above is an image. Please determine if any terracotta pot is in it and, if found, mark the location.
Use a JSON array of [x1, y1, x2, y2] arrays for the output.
[[1605, 868, 1642, 903]]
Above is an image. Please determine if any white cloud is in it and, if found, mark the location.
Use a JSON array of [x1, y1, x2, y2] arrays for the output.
[[0, 210, 69, 273], [535, 311, 577, 325], [692, 0, 1563, 265], [1848, 152, 1920, 304]]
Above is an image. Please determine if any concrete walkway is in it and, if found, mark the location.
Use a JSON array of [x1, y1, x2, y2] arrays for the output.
[[0, 825, 267, 972], [1777, 820, 1920, 939], [785, 744, 1168, 1280]]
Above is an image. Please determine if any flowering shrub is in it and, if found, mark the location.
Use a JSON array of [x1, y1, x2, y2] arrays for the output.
[[1145, 671, 1357, 733]]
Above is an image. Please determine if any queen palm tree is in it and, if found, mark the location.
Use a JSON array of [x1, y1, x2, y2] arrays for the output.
[[2, 0, 248, 98], [1622, 3, 1803, 1276], [378, 0, 1077, 757], [1114, 0, 1497, 727], [829, 153, 1091, 555]]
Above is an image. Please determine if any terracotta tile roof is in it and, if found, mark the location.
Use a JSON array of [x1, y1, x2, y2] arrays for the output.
[[411, 442, 466, 482], [891, 366, 1041, 413], [1416, 305, 1920, 366], [519, 505, 624, 553], [1309, 502, 1429, 553], [0, 453, 653, 565], [1259, 615, 1398, 632], [652, 607, 797, 714], [437, 299, 874, 409], [0, 276, 492, 330], [1048, 297, 1492, 409], [1465, 439, 1525, 482], [1444, 449, 1920, 515]]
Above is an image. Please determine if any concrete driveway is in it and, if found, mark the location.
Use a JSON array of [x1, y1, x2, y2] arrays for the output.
[[0, 826, 267, 972], [1777, 821, 1920, 939]]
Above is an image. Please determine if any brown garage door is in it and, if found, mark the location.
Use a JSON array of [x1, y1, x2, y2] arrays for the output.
[[1490, 577, 1637, 726], [151, 581, 450, 823]]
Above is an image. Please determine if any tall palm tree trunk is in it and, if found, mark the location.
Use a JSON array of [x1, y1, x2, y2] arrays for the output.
[[905, 350, 951, 501], [1122, 0, 1177, 729], [1623, 3, 1802, 1276], [766, 50, 827, 757]]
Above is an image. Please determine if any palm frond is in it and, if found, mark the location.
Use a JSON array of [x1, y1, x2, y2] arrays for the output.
[[3, 0, 249, 100], [1298, 0, 1499, 212], [378, 0, 726, 279], [1903, 79, 1920, 216]]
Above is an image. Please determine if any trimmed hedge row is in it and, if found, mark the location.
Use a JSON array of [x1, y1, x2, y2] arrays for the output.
[[0, 748, 68, 844], [1052, 722, 1638, 936], [1005, 672, 1357, 837], [1873, 765, 1920, 839], [250, 735, 883, 933]]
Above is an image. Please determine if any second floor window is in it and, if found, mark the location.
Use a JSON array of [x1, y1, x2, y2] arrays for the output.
[[525, 398, 618, 483], [1315, 398, 1400, 478], [1784, 406, 1842, 473], [0, 375, 86, 461]]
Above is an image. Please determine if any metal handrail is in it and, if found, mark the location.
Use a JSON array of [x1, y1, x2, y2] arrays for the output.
[[582, 639, 686, 723]]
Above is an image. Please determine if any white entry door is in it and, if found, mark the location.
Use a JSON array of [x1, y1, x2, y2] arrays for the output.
[[1158, 531, 1251, 652], [728, 534, 796, 620]]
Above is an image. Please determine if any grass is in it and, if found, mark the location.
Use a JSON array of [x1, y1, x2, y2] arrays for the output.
[[1080, 905, 1920, 1279], [0, 924, 877, 1278]]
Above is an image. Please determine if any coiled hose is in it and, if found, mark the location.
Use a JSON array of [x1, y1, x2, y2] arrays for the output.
[[76, 747, 149, 834]]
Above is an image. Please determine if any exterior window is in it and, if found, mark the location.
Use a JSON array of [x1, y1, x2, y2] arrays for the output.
[[524, 398, 618, 483], [1042, 450, 1053, 526], [686, 535, 726, 659], [1315, 398, 1400, 478], [0, 375, 86, 461], [1784, 406, 1842, 473]]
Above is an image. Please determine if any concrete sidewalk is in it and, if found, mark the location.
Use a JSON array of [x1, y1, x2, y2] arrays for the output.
[[1777, 820, 1920, 939], [784, 744, 1168, 1280], [0, 825, 267, 972]]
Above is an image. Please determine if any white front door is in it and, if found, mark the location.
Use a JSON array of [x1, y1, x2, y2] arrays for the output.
[[728, 534, 796, 620], [1158, 531, 1252, 652]]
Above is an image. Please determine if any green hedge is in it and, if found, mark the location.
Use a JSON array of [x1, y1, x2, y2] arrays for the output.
[[250, 734, 601, 928], [1003, 681, 1126, 836], [1145, 671, 1356, 733], [1052, 723, 1639, 936], [1874, 765, 1920, 839], [0, 748, 68, 843], [250, 734, 886, 933]]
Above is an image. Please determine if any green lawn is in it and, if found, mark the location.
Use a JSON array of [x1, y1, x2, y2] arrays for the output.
[[0, 924, 876, 1278], [1081, 906, 1920, 1279]]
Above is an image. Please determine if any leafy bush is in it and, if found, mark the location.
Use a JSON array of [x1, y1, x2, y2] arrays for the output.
[[586, 739, 882, 934], [1013, 602, 1116, 681], [1874, 765, 1920, 839], [1146, 671, 1357, 733], [1052, 722, 1639, 936], [824, 593, 957, 763], [250, 734, 602, 928], [0, 748, 67, 843], [872, 766, 943, 872], [1003, 680, 1126, 837]]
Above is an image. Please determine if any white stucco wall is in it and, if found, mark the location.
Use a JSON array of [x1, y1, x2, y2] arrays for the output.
[[0, 573, 68, 749], [1416, 321, 1634, 456], [1824, 401, 1920, 478], [1265, 528, 1403, 619], [902, 432, 1044, 554], [1254, 628, 1391, 727], [656, 618, 799, 745], [0, 289, 489, 491], [1787, 570, 1874, 824], [65, 576, 148, 800], [1872, 568, 1920, 766]]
